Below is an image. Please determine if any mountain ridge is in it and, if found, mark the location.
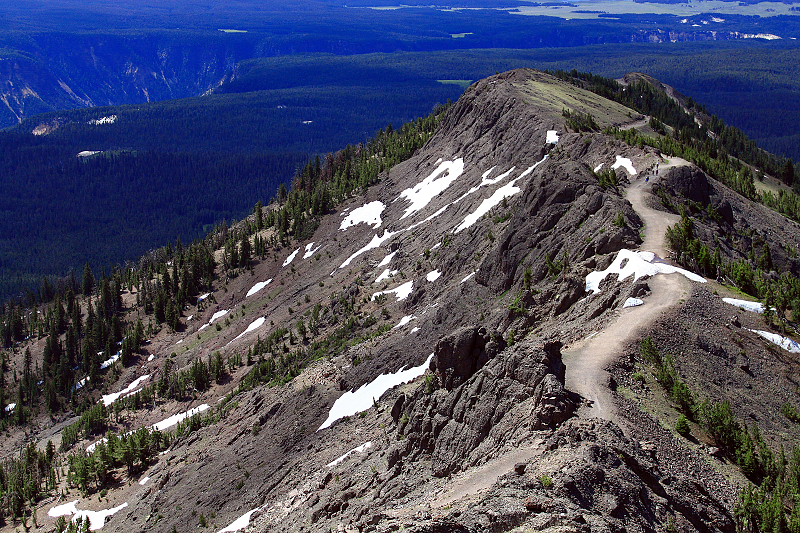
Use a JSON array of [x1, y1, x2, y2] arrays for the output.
[[1, 68, 800, 532]]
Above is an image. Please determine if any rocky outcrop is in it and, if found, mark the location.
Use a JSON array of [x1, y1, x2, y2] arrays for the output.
[[393, 336, 573, 478]]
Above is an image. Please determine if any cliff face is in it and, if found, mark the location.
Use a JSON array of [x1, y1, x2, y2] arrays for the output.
[[12, 68, 781, 533]]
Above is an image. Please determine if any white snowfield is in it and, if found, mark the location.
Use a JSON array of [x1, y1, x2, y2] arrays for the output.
[[394, 315, 416, 329], [318, 353, 433, 430], [210, 309, 230, 324], [426, 270, 442, 282], [48, 500, 128, 530], [623, 297, 644, 308], [246, 279, 272, 297], [88, 115, 117, 125], [340, 230, 398, 268], [303, 242, 321, 259], [612, 155, 637, 176], [152, 404, 210, 431], [375, 268, 398, 283], [546, 130, 560, 144], [585, 249, 706, 294], [217, 508, 259, 533], [283, 247, 300, 267], [101, 375, 150, 407], [378, 251, 397, 267], [396, 158, 465, 219], [231, 317, 265, 343], [748, 329, 800, 353], [326, 441, 373, 467], [340, 201, 386, 231], [723, 297, 765, 314], [372, 281, 414, 302]]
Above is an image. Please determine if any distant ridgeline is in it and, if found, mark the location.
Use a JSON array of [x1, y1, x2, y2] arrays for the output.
[[551, 69, 796, 210]]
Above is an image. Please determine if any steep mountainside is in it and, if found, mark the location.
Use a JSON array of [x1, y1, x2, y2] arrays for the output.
[[3, 69, 800, 533]]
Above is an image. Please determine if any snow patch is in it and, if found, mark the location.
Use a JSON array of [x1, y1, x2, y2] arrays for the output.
[[396, 158, 464, 219], [455, 179, 521, 233], [327, 441, 373, 467], [623, 297, 644, 308], [283, 248, 300, 267], [586, 249, 705, 294], [210, 309, 229, 323], [139, 476, 150, 485], [594, 163, 604, 173], [378, 251, 397, 267], [198, 293, 211, 301], [101, 375, 150, 407], [394, 315, 416, 329], [48, 500, 128, 530], [318, 354, 433, 430], [612, 155, 637, 176], [426, 270, 442, 282], [461, 272, 476, 283], [372, 281, 414, 302], [375, 268, 398, 283], [88, 115, 117, 125], [231, 317, 265, 342], [4, 403, 15, 412], [546, 130, 560, 144], [748, 329, 800, 353], [723, 297, 765, 314], [246, 279, 272, 297], [218, 509, 260, 533], [153, 404, 210, 431], [339, 201, 386, 231], [410, 327, 421, 333], [303, 243, 321, 259], [340, 230, 398, 268], [147, 354, 155, 362]]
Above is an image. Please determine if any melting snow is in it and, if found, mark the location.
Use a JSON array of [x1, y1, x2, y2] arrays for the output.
[[88, 115, 117, 125], [748, 329, 800, 353], [246, 279, 272, 297], [341, 230, 398, 268], [100, 352, 120, 370], [340, 201, 386, 231], [426, 270, 442, 282], [410, 327, 421, 333], [461, 272, 476, 283], [318, 353, 433, 430], [147, 354, 155, 362], [594, 163, 604, 173], [198, 293, 211, 301], [623, 297, 644, 308], [101, 375, 150, 407], [283, 248, 300, 267], [218, 509, 259, 533], [303, 243, 321, 259], [546, 130, 560, 144], [455, 179, 521, 233], [48, 500, 128, 530], [372, 281, 414, 302], [139, 476, 150, 485], [585, 249, 705, 294], [231, 317, 265, 342], [394, 315, 416, 329], [327, 442, 373, 467], [153, 404, 210, 431], [5, 403, 15, 412], [612, 155, 637, 176], [210, 309, 229, 323], [199, 324, 209, 331], [396, 158, 464, 219], [723, 297, 765, 314], [375, 268, 398, 283], [378, 251, 397, 267]]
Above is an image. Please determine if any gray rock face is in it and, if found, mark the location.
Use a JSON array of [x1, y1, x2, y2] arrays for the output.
[[396, 337, 573, 478]]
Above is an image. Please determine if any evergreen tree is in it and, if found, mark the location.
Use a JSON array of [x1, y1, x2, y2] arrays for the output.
[[81, 263, 94, 297]]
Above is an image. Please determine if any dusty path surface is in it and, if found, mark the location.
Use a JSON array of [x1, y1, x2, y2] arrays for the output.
[[562, 155, 694, 425]]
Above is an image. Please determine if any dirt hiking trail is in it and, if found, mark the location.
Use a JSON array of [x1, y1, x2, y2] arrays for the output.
[[563, 155, 694, 426]]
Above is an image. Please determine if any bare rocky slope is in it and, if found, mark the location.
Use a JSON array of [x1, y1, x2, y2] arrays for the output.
[[6, 68, 800, 533]]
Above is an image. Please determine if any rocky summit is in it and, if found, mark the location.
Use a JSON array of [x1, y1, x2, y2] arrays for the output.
[[5, 68, 800, 533]]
